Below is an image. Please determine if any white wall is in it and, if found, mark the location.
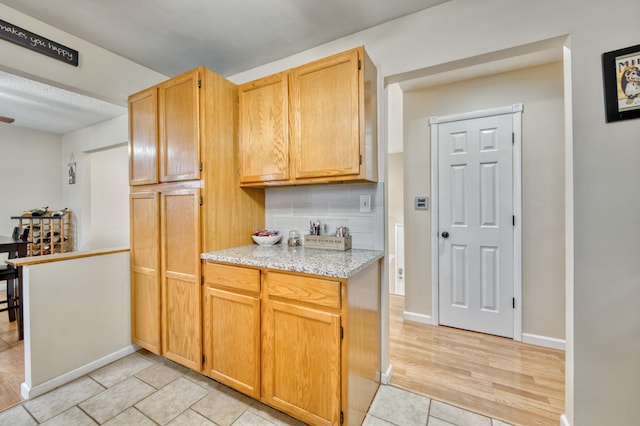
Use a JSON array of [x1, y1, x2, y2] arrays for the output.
[[570, 0, 640, 424], [22, 251, 133, 397], [89, 145, 130, 248], [0, 125, 62, 235], [61, 115, 129, 250]]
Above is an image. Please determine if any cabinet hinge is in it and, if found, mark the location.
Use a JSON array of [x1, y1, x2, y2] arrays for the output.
[[357, 59, 361, 70], [359, 154, 362, 165], [199, 162, 203, 171], [340, 326, 344, 340], [340, 411, 344, 424], [513, 298, 516, 309], [200, 275, 204, 285], [200, 196, 204, 206], [198, 79, 201, 89], [202, 354, 205, 364]]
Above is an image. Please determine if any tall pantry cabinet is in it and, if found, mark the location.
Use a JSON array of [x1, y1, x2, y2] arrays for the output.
[[129, 67, 265, 371]]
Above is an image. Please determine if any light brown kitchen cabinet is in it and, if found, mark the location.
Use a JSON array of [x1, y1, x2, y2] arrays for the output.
[[129, 68, 201, 185], [237, 72, 289, 183], [202, 263, 261, 398], [129, 66, 265, 371], [158, 69, 201, 182], [201, 258, 382, 426], [262, 272, 342, 426], [161, 186, 202, 370], [128, 88, 158, 186], [238, 46, 378, 187], [130, 191, 161, 353]]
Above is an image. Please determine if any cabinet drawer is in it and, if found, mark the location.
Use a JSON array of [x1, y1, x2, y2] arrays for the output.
[[266, 272, 341, 309], [204, 262, 260, 293]]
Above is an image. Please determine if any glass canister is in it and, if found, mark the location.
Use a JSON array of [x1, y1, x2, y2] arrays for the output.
[[288, 230, 301, 246]]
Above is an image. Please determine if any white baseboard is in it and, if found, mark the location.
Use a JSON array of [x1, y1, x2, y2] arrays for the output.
[[21, 345, 138, 400], [522, 332, 566, 351], [403, 311, 432, 325], [380, 363, 393, 385], [560, 414, 571, 426]]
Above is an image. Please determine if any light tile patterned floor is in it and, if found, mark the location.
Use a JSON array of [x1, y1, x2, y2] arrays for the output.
[[0, 349, 512, 426]]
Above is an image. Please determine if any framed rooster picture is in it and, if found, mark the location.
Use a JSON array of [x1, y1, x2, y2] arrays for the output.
[[602, 44, 640, 123]]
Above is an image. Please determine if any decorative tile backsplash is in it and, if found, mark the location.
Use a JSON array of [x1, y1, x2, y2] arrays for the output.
[[264, 183, 384, 250]]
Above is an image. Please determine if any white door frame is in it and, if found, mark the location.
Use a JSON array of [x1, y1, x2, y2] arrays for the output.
[[429, 104, 523, 341]]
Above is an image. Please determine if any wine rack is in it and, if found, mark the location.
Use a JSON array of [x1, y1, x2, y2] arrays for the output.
[[11, 210, 71, 256]]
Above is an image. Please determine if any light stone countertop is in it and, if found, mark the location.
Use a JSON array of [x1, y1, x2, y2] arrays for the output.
[[201, 244, 384, 279]]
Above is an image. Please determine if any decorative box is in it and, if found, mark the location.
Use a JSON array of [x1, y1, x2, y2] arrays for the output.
[[304, 235, 352, 251]]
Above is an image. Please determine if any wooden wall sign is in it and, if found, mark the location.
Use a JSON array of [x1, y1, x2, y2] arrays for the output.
[[0, 19, 79, 66]]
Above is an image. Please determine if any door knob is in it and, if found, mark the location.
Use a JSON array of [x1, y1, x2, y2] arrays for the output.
[[441, 231, 449, 239]]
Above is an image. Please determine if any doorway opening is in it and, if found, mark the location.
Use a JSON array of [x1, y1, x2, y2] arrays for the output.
[[385, 42, 567, 423]]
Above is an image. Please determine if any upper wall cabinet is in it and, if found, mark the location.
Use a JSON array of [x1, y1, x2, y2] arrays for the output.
[[129, 68, 201, 185], [129, 87, 158, 185], [238, 46, 378, 187]]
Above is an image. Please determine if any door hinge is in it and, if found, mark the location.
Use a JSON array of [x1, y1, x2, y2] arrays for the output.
[[357, 60, 361, 70], [200, 196, 204, 206], [199, 162, 203, 171], [512, 215, 515, 226], [513, 298, 516, 309], [340, 411, 344, 424], [198, 79, 201, 89]]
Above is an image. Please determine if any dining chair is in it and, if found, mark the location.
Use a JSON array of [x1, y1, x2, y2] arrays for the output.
[[0, 264, 19, 322]]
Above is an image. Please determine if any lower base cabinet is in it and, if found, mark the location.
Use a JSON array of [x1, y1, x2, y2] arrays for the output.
[[202, 263, 261, 398], [202, 259, 381, 426]]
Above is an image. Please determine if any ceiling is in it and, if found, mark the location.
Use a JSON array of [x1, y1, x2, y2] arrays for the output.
[[0, 0, 449, 134]]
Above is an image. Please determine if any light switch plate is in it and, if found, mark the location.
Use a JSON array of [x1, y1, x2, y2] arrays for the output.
[[360, 195, 371, 213], [415, 196, 429, 210]]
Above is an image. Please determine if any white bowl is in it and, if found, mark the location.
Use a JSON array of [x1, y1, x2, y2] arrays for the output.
[[252, 234, 282, 246]]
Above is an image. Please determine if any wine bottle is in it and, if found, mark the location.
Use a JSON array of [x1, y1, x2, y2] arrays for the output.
[[30, 206, 49, 216], [52, 208, 68, 217]]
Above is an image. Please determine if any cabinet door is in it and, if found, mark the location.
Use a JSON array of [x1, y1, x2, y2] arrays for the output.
[[262, 299, 341, 426], [161, 187, 201, 370], [238, 72, 289, 183], [290, 48, 360, 180], [159, 69, 201, 182], [129, 88, 158, 185], [203, 286, 260, 398], [130, 192, 161, 353]]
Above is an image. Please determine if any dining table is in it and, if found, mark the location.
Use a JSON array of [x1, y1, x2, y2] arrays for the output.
[[0, 234, 29, 340]]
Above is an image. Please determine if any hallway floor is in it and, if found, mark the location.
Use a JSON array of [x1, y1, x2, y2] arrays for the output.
[[388, 294, 565, 425]]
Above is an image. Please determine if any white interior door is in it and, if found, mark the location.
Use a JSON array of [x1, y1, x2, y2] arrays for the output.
[[436, 110, 516, 338]]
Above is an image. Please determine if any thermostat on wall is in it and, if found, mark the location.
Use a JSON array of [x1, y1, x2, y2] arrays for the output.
[[415, 196, 429, 210]]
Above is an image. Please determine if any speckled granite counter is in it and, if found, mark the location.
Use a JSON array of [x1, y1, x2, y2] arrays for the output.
[[201, 244, 384, 279]]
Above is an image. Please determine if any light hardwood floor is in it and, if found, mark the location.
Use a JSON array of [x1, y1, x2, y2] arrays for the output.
[[389, 293, 565, 426], [0, 290, 24, 412]]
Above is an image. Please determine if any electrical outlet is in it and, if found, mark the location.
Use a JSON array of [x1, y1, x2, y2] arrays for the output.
[[360, 195, 371, 213]]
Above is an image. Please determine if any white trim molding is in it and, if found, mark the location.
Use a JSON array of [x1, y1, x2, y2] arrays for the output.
[[403, 311, 433, 325], [521, 333, 566, 351], [561, 414, 571, 426], [381, 363, 394, 385], [21, 345, 138, 399]]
